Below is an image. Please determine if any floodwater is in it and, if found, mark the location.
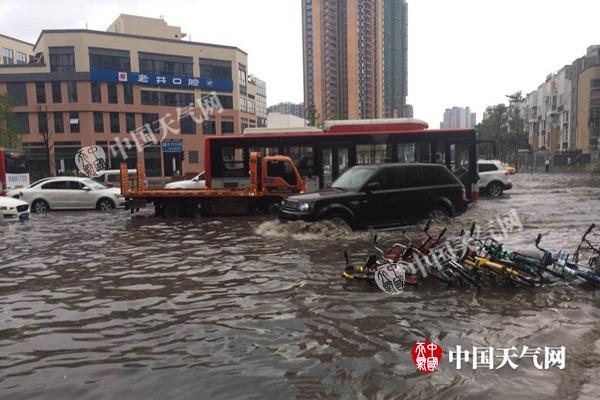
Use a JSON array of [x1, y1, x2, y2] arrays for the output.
[[1, 172, 600, 399]]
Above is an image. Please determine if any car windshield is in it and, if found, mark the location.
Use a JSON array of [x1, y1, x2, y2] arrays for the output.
[[83, 180, 108, 190], [29, 178, 52, 188], [332, 167, 376, 191]]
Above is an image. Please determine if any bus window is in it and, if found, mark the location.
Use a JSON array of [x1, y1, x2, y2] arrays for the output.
[[267, 160, 297, 186], [284, 146, 314, 177], [222, 147, 245, 171], [397, 143, 416, 163], [356, 144, 390, 165], [415, 143, 431, 162], [249, 147, 278, 157]]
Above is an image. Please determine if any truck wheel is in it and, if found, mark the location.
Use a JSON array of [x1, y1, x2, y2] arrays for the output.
[[164, 205, 180, 218], [488, 182, 503, 198]]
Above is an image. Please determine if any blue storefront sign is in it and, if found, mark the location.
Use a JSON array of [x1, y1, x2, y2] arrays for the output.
[[90, 69, 233, 92], [162, 140, 183, 153]]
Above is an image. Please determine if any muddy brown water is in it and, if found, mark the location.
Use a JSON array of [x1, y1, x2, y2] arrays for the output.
[[1, 172, 600, 399]]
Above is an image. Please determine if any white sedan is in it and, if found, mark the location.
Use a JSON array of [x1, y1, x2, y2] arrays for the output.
[[0, 196, 30, 220], [165, 172, 206, 189], [6, 177, 125, 213]]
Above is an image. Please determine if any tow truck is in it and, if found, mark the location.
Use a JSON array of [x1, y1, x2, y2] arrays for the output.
[[120, 152, 305, 217]]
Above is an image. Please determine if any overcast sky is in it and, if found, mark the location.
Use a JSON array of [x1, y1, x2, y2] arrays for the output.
[[2, 0, 600, 127]]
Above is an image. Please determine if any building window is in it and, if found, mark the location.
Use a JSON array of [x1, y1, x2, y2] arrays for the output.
[[15, 113, 29, 134], [221, 121, 235, 134], [91, 82, 102, 103], [142, 113, 160, 134], [6, 83, 27, 106], [51, 82, 62, 103], [53, 112, 64, 133], [89, 48, 131, 71], [37, 112, 48, 134], [36, 82, 46, 103], [126, 113, 136, 132], [189, 151, 199, 164], [49, 47, 75, 72], [217, 95, 233, 109], [69, 112, 80, 133], [240, 97, 247, 112], [202, 120, 216, 135], [199, 58, 232, 80], [2, 48, 14, 64], [138, 52, 193, 75], [140, 90, 194, 107], [123, 84, 134, 104], [238, 64, 247, 89], [180, 114, 196, 134], [67, 81, 78, 102], [248, 99, 255, 114], [107, 83, 118, 104], [93, 112, 104, 133], [110, 112, 120, 133], [15, 51, 27, 64], [592, 79, 600, 90]]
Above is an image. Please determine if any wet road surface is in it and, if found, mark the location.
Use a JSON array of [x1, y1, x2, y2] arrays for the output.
[[1, 172, 600, 399]]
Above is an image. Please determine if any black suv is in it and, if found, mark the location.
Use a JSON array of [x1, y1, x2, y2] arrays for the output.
[[279, 163, 468, 230]]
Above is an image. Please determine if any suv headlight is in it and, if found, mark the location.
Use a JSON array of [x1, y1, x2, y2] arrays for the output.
[[297, 202, 312, 212]]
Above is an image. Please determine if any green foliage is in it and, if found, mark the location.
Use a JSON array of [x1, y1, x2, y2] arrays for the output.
[[0, 94, 22, 149], [305, 104, 322, 128]]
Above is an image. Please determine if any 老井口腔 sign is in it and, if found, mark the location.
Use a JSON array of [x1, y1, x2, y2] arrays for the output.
[[90, 69, 234, 92]]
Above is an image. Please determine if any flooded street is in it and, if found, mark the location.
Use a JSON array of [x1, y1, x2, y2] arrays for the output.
[[2, 172, 600, 399]]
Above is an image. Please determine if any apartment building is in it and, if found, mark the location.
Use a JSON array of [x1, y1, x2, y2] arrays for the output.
[[267, 102, 305, 119], [0, 15, 262, 178], [303, 0, 389, 121], [440, 106, 476, 129], [523, 46, 600, 157]]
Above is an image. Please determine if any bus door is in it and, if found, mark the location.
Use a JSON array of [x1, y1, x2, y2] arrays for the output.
[[319, 145, 350, 189]]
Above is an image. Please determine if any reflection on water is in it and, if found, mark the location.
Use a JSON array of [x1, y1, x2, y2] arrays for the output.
[[1, 172, 600, 399]]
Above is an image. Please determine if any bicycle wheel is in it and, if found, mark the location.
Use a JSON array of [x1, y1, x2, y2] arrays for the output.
[[445, 261, 482, 289]]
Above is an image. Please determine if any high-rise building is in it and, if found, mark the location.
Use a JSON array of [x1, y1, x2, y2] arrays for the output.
[[440, 107, 476, 129], [267, 102, 305, 119], [249, 75, 267, 127], [383, 0, 408, 118], [303, 0, 407, 121]]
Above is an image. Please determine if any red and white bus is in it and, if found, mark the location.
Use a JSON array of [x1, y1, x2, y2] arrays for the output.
[[0, 147, 29, 196], [203, 118, 479, 198]]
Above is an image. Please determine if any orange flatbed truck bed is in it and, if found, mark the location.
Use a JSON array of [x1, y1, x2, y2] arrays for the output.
[[120, 152, 305, 217]]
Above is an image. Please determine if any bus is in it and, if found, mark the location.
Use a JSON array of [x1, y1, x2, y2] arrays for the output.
[[0, 147, 29, 195], [203, 119, 479, 198]]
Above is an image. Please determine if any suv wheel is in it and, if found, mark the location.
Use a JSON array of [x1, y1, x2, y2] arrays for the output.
[[428, 206, 450, 222], [325, 213, 351, 229], [488, 182, 504, 198]]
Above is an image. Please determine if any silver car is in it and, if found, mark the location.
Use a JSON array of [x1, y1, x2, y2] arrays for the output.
[[6, 177, 125, 213]]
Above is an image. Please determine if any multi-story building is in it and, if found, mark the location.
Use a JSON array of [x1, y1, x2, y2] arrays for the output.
[[524, 46, 600, 157], [267, 102, 305, 119], [303, 0, 396, 121], [0, 14, 261, 178], [383, 0, 408, 118], [440, 107, 476, 129], [249, 75, 267, 127], [0, 34, 33, 65]]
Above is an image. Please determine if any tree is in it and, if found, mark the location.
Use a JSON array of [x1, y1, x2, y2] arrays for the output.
[[305, 104, 321, 128], [0, 94, 22, 149], [506, 91, 526, 169], [476, 104, 509, 159], [37, 105, 55, 176]]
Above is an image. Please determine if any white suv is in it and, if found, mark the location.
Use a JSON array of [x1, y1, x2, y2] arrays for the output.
[[478, 160, 512, 197]]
